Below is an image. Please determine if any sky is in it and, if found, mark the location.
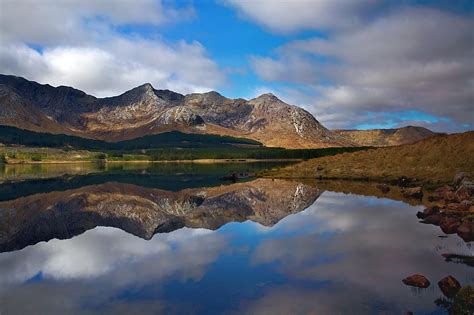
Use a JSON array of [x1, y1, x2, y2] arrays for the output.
[[0, 0, 472, 132]]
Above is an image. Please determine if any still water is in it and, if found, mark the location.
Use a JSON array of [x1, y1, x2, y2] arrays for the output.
[[0, 163, 472, 314]]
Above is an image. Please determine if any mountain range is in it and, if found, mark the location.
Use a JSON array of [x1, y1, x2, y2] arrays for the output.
[[0, 74, 438, 148]]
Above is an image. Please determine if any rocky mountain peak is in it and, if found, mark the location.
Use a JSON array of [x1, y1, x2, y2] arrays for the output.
[[251, 93, 280, 103], [0, 74, 358, 148]]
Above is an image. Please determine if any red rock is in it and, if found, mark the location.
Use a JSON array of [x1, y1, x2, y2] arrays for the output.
[[438, 275, 461, 298], [439, 217, 461, 234], [458, 200, 472, 212], [456, 186, 471, 201], [417, 206, 440, 219], [424, 206, 440, 217], [402, 274, 431, 288], [457, 220, 474, 242], [435, 185, 453, 195], [423, 214, 443, 225], [445, 203, 461, 212]]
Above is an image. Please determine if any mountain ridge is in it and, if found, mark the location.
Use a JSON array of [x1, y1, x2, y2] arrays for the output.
[[334, 126, 441, 146], [0, 74, 351, 148], [0, 74, 439, 149]]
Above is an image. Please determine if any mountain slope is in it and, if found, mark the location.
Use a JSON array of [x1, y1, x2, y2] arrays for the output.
[[262, 131, 474, 184], [334, 126, 439, 146], [0, 74, 352, 148]]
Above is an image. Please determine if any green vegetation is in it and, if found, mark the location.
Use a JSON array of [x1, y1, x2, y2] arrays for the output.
[[144, 146, 368, 161], [435, 285, 474, 315], [0, 125, 370, 163], [0, 125, 261, 149]]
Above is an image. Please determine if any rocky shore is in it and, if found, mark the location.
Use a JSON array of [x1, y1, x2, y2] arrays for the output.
[[416, 172, 474, 242]]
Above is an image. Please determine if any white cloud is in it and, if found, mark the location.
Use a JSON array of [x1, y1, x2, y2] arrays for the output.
[[249, 7, 474, 131], [224, 0, 378, 33], [0, 0, 194, 45], [0, 0, 223, 97], [1, 40, 225, 97]]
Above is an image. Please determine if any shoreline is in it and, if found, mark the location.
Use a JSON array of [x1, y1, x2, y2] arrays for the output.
[[1, 158, 302, 165]]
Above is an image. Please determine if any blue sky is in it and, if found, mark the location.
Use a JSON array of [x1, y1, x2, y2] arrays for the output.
[[0, 0, 472, 131]]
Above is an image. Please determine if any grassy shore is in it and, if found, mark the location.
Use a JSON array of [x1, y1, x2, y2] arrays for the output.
[[260, 131, 474, 185], [0, 145, 367, 164]]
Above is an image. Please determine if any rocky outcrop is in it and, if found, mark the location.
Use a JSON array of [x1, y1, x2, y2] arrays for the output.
[[334, 126, 439, 147], [0, 178, 322, 252], [0, 74, 352, 148], [418, 172, 474, 242]]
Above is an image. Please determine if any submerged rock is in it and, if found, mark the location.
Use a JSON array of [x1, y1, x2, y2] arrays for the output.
[[438, 275, 461, 298], [402, 274, 430, 288]]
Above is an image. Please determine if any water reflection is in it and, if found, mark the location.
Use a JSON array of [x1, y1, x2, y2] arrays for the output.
[[0, 166, 473, 314], [0, 179, 320, 252]]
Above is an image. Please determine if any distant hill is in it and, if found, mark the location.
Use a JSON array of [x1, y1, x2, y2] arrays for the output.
[[0, 74, 351, 149], [334, 126, 440, 147], [0, 125, 261, 150], [262, 131, 474, 184]]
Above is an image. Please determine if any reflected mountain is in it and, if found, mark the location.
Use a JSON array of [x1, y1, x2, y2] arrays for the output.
[[0, 178, 321, 252]]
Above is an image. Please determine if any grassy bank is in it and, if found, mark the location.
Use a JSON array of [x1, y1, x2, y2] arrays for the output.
[[260, 131, 474, 185], [0, 145, 369, 164]]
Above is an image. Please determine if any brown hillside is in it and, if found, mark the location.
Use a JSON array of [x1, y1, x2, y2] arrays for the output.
[[334, 126, 439, 146], [262, 131, 474, 184]]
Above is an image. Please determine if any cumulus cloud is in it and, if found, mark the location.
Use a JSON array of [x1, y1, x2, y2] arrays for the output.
[[0, 0, 223, 96], [224, 0, 379, 33], [1, 40, 224, 97], [248, 6, 474, 131], [0, 0, 194, 45]]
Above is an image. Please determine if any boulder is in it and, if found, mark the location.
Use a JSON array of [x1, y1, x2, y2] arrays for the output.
[[417, 206, 440, 219], [435, 185, 454, 195], [445, 203, 461, 212], [402, 274, 430, 288], [457, 220, 474, 242], [435, 186, 458, 202], [402, 187, 423, 199], [453, 172, 474, 187], [376, 184, 390, 193], [453, 172, 474, 198], [439, 217, 461, 234], [456, 185, 472, 201], [424, 206, 440, 216], [459, 200, 472, 212], [438, 275, 461, 298], [422, 214, 444, 225]]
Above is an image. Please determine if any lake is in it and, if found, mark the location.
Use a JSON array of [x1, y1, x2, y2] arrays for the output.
[[0, 163, 472, 314]]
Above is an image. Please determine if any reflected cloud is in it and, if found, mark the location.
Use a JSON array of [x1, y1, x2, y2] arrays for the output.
[[1, 181, 472, 314], [247, 192, 473, 314]]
